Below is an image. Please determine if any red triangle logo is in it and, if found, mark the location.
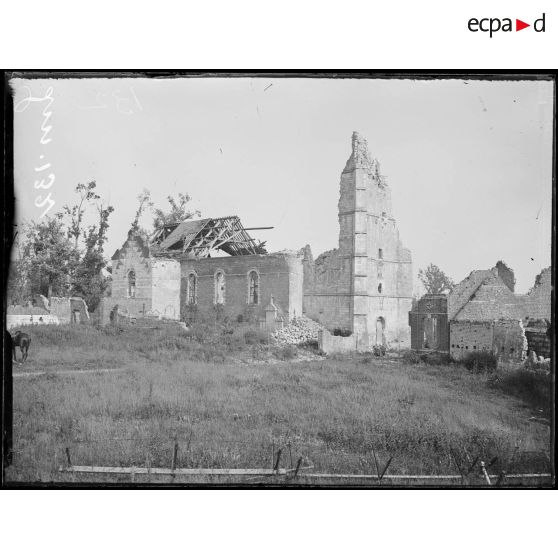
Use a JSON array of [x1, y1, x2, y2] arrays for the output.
[[516, 19, 530, 31]]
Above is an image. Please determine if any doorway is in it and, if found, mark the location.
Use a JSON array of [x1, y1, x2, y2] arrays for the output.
[[375, 317, 386, 346]]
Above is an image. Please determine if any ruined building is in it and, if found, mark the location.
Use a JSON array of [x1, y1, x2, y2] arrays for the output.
[[409, 262, 551, 361], [102, 133, 413, 349], [101, 216, 303, 326], [304, 132, 413, 349]]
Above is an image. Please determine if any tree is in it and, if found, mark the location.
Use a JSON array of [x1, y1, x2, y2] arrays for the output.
[[14, 214, 80, 300], [152, 193, 200, 230], [63, 181, 100, 249], [130, 188, 153, 235], [8, 182, 114, 312], [71, 201, 114, 311], [418, 263, 455, 295]]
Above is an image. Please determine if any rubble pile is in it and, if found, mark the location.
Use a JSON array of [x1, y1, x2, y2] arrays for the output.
[[273, 316, 324, 346]]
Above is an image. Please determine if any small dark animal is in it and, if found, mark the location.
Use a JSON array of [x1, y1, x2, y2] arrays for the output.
[[12, 330, 31, 364]]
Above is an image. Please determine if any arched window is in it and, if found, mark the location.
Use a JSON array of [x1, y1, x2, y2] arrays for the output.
[[378, 248, 383, 260], [187, 272, 197, 305], [248, 270, 259, 304], [215, 271, 225, 304], [128, 270, 136, 298]]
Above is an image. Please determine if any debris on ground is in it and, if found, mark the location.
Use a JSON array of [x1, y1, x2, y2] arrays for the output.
[[272, 316, 324, 346]]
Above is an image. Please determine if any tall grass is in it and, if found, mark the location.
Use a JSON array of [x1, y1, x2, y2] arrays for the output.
[[7, 345, 551, 483], [12, 323, 272, 371]]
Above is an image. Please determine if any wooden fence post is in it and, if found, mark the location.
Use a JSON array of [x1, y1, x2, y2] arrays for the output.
[[172, 442, 179, 470], [274, 449, 282, 475], [294, 457, 303, 479], [480, 461, 491, 485]]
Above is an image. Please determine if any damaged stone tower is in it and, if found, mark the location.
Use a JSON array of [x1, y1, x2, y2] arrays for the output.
[[304, 132, 413, 349]]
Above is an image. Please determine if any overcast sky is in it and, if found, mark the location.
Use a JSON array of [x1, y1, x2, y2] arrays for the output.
[[11, 76, 553, 294]]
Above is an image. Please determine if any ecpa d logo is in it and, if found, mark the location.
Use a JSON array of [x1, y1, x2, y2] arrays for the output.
[[468, 13, 545, 37]]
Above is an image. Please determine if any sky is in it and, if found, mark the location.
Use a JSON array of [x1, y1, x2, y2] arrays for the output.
[[11, 76, 554, 294]]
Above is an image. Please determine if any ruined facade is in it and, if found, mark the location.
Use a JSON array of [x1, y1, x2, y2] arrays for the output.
[[448, 270, 528, 362], [409, 263, 550, 362], [7, 296, 89, 329], [409, 294, 449, 352], [179, 252, 302, 325], [102, 232, 181, 322], [101, 224, 302, 326], [102, 132, 413, 347], [304, 132, 413, 349]]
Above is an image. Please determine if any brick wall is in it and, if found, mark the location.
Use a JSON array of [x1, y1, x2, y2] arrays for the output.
[[179, 252, 302, 323]]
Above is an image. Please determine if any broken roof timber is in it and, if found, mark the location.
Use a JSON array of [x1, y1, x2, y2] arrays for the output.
[[151, 216, 268, 257]]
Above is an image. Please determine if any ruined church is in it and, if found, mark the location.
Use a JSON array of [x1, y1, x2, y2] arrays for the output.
[[102, 132, 413, 349]]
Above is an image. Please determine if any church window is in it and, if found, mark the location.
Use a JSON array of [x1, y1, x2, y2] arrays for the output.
[[187, 273, 197, 305], [215, 271, 225, 304], [128, 270, 136, 298], [248, 270, 259, 304]]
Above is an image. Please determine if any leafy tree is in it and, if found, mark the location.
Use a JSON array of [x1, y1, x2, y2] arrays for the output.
[[152, 192, 200, 230], [418, 263, 455, 295], [8, 183, 114, 312], [130, 188, 153, 235], [15, 214, 80, 300], [71, 202, 114, 311], [63, 181, 100, 249]]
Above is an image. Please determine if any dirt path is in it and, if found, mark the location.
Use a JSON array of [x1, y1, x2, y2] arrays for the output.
[[12, 367, 126, 378]]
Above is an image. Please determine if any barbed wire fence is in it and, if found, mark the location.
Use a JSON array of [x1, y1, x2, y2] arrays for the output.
[[14, 433, 548, 485]]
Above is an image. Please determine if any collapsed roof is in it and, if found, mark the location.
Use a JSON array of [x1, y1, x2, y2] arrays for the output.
[[150, 215, 268, 258]]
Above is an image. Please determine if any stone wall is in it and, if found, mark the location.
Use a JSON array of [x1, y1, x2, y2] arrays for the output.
[[69, 297, 90, 323], [179, 252, 303, 324], [524, 319, 551, 359], [450, 321, 494, 361], [450, 320, 526, 362], [523, 267, 551, 322], [7, 314, 59, 329], [111, 234, 152, 300], [49, 297, 71, 323], [492, 319, 528, 362], [107, 233, 180, 321], [151, 259, 181, 319], [318, 329, 357, 354], [303, 249, 352, 331]]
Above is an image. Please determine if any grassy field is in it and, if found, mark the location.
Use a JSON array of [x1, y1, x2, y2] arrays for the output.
[[6, 324, 553, 485]]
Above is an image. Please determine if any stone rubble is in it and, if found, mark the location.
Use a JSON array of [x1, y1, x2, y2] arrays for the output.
[[272, 316, 324, 346]]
